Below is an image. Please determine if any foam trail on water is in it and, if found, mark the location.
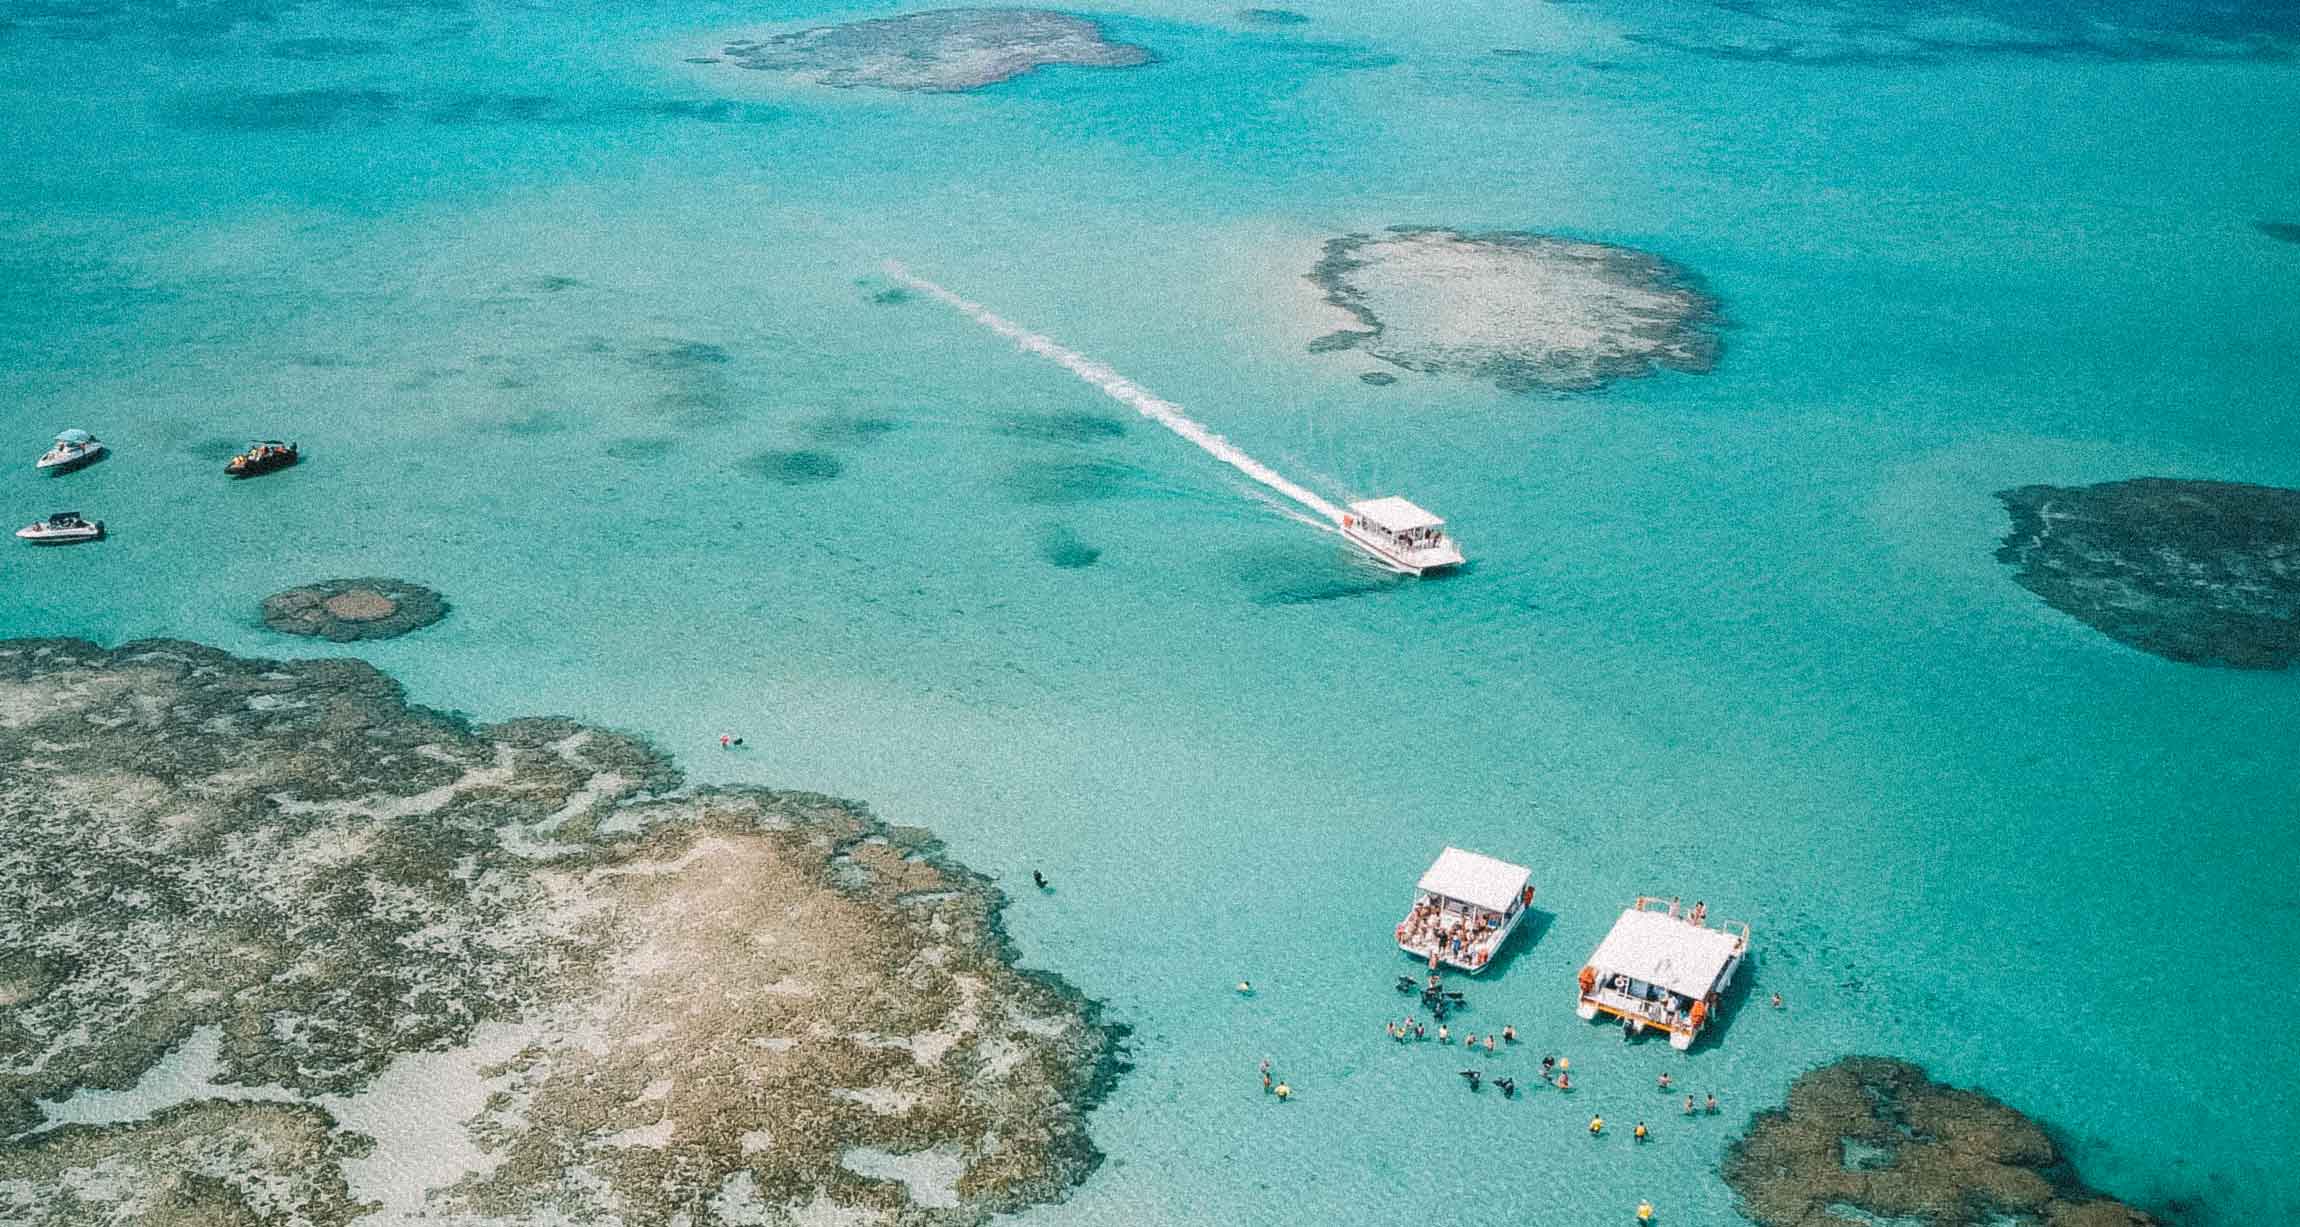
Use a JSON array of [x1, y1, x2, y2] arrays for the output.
[[884, 262, 1345, 525]]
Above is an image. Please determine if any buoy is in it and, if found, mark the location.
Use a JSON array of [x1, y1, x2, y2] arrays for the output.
[[1638, 1201, 1654, 1222]]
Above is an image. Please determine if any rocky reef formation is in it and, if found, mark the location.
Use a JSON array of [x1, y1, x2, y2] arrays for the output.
[[1307, 227, 1721, 393], [720, 9, 1152, 93], [1723, 1057, 2157, 1227], [2257, 220, 2300, 245], [0, 638, 1121, 1226], [1996, 478, 2300, 669], [260, 577, 447, 641]]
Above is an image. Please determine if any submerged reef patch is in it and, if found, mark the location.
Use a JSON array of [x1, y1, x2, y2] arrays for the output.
[[260, 577, 448, 641], [1723, 1056, 2158, 1227], [1307, 227, 1721, 393], [718, 8, 1152, 93], [1240, 8, 1312, 26], [1995, 478, 2300, 669], [2256, 220, 2300, 245], [997, 411, 1129, 443], [0, 638, 1122, 1225], [745, 448, 846, 484], [1037, 524, 1102, 569]]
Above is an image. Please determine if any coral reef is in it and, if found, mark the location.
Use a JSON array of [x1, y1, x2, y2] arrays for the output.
[[260, 577, 448, 641], [1996, 478, 2300, 669], [1307, 227, 1721, 393], [719, 9, 1152, 93], [1723, 1057, 2158, 1227], [2256, 220, 2300, 245], [0, 638, 1121, 1226]]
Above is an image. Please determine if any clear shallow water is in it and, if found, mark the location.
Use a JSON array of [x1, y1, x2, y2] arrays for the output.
[[4, 0, 2298, 1222]]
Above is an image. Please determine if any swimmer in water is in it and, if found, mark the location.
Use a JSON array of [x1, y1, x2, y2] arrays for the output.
[[1557, 1071, 1572, 1090], [1706, 1092, 1718, 1114], [1541, 1055, 1556, 1078], [1274, 1081, 1291, 1100], [1589, 1114, 1604, 1136], [1634, 1121, 1648, 1142], [1236, 980, 1253, 995], [1638, 1201, 1654, 1222], [1684, 1094, 1696, 1115], [1032, 870, 1048, 890], [1438, 1024, 1449, 1044], [1658, 1072, 1672, 1091], [1495, 1076, 1516, 1098], [1502, 1024, 1517, 1043], [1771, 992, 1784, 1009], [1459, 1069, 1481, 1091], [1483, 1034, 1496, 1054]]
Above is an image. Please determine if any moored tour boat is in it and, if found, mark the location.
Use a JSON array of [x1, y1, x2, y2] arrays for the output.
[[35, 429, 105, 473], [16, 510, 104, 544], [227, 440, 299, 478], [1396, 847, 1535, 974], [1575, 896, 1751, 1050], [1339, 497, 1464, 576]]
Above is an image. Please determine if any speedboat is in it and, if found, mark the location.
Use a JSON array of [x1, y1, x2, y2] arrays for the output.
[[1338, 496, 1465, 576], [227, 440, 299, 478], [16, 511, 104, 544], [35, 429, 105, 473]]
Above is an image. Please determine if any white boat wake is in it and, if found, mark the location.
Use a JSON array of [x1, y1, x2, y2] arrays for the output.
[[883, 261, 1345, 526]]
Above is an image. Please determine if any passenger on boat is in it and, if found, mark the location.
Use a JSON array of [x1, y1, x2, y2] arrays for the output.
[[1689, 901, 1707, 926]]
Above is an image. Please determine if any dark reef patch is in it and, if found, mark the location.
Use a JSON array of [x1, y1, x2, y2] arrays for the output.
[[718, 8, 1152, 93], [603, 434, 679, 462], [2256, 220, 2300, 245], [744, 448, 844, 485], [176, 87, 402, 131], [629, 339, 731, 371], [1037, 524, 1102, 569], [1240, 8, 1311, 26], [1004, 459, 1163, 505], [1723, 1057, 2160, 1227], [1995, 478, 2300, 669], [1358, 371, 1398, 386], [261, 577, 448, 642], [266, 35, 389, 60], [868, 285, 915, 305], [799, 413, 901, 446], [997, 411, 1129, 444]]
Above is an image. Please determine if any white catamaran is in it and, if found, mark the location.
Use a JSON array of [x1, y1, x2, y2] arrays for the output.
[[1340, 497, 1464, 576]]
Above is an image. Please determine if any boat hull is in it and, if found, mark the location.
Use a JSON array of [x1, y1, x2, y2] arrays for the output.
[[16, 524, 104, 545], [227, 454, 298, 479], [1340, 523, 1464, 576], [35, 445, 104, 474]]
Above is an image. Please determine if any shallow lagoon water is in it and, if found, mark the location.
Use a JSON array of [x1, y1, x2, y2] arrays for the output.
[[3, 0, 2298, 1223]]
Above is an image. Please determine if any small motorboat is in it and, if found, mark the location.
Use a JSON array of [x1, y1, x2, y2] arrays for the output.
[[35, 429, 106, 473], [16, 510, 104, 544], [227, 440, 299, 478]]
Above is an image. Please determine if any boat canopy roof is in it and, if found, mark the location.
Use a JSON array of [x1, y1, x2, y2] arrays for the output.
[[1350, 496, 1444, 533], [1416, 847, 1531, 912], [54, 429, 92, 444], [1587, 906, 1743, 999]]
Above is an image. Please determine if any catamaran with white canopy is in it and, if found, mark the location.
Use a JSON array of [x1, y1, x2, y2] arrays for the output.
[[1340, 496, 1464, 576], [1395, 847, 1535, 974], [1575, 897, 1751, 1050]]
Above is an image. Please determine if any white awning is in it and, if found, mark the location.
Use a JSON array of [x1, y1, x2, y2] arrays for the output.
[[1415, 847, 1531, 913], [1349, 496, 1444, 532], [1586, 907, 1743, 999]]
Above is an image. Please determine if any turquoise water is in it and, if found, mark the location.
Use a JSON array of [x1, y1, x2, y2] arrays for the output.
[[5, 0, 2298, 1222]]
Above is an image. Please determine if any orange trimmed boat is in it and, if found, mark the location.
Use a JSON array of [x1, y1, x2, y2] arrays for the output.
[[1575, 896, 1750, 1050]]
